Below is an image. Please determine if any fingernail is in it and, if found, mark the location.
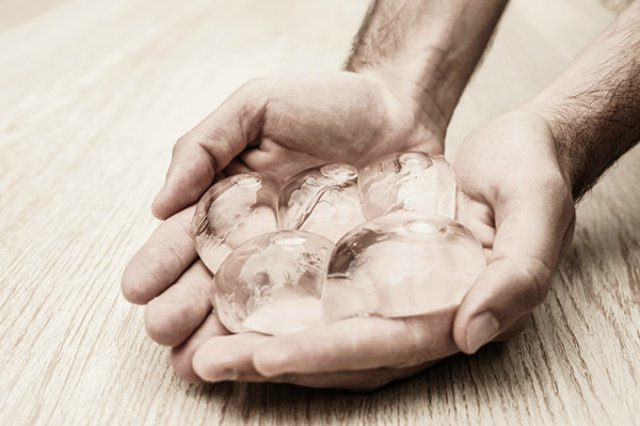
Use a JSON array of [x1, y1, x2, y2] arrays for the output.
[[207, 368, 237, 382], [466, 312, 500, 354], [253, 350, 290, 377]]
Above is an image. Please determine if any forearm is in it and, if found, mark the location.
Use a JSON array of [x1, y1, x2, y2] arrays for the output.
[[526, 1, 640, 199], [347, 0, 508, 131]]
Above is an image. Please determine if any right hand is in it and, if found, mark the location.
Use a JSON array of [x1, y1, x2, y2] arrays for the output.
[[451, 111, 576, 354]]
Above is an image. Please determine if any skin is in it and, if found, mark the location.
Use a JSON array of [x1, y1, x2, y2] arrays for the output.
[[122, 0, 640, 390]]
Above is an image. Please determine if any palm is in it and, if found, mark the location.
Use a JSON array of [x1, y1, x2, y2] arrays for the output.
[[123, 72, 446, 387], [453, 112, 573, 256]]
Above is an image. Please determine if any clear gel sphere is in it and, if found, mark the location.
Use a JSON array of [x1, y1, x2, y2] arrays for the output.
[[322, 213, 486, 322], [214, 230, 334, 335], [358, 152, 456, 220], [192, 173, 281, 273], [277, 163, 365, 242]]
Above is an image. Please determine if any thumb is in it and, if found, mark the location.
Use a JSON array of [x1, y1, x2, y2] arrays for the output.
[[152, 81, 268, 219], [453, 180, 574, 354]]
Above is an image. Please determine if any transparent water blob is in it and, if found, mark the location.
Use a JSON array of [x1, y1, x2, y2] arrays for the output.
[[192, 172, 281, 273], [214, 231, 334, 335], [277, 164, 366, 242], [358, 152, 456, 220], [322, 213, 486, 322]]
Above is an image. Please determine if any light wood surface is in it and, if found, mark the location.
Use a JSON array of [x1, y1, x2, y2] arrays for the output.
[[1, 0, 638, 424]]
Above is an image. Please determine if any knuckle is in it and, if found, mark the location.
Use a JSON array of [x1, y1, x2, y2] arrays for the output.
[[144, 300, 175, 344], [145, 292, 199, 346], [237, 78, 258, 95], [233, 80, 267, 111], [139, 244, 177, 290], [394, 351, 424, 370], [172, 135, 190, 155], [237, 77, 267, 95], [167, 213, 194, 240], [202, 127, 234, 162], [172, 134, 217, 180], [393, 321, 429, 368], [235, 79, 270, 115], [153, 238, 188, 275]]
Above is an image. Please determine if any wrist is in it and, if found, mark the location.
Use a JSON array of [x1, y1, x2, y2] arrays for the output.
[[519, 96, 578, 196], [520, 2, 640, 200], [346, 0, 508, 137], [353, 58, 457, 140], [521, 88, 611, 201], [523, 83, 639, 200]]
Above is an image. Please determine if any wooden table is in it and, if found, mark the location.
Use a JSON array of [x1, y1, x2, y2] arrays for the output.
[[1, 0, 638, 424]]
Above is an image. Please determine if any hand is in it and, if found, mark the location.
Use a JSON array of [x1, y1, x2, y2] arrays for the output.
[[153, 71, 443, 220], [149, 111, 574, 390], [451, 111, 575, 353], [121, 71, 445, 383]]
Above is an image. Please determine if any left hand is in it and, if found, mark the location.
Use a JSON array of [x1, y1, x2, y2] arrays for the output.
[[121, 71, 446, 385]]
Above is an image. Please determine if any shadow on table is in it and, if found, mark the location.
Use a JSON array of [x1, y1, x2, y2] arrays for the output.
[[190, 343, 512, 423]]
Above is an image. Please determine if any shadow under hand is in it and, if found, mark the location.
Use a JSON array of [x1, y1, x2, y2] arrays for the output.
[[189, 342, 517, 424]]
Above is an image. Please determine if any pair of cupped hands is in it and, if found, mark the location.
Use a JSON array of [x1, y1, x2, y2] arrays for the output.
[[122, 72, 575, 390]]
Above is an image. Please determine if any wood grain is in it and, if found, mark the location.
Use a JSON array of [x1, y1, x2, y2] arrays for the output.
[[1, 0, 638, 424]]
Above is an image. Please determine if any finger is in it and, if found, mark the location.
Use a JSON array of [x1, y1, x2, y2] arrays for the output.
[[121, 206, 196, 304], [192, 332, 272, 382], [152, 81, 268, 219], [241, 138, 324, 180], [221, 158, 252, 176], [453, 184, 574, 354], [456, 192, 495, 248], [252, 309, 458, 377], [171, 313, 230, 383], [268, 362, 432, 391], [144, 261, 212, 346], [191, 332, 433, 390]]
